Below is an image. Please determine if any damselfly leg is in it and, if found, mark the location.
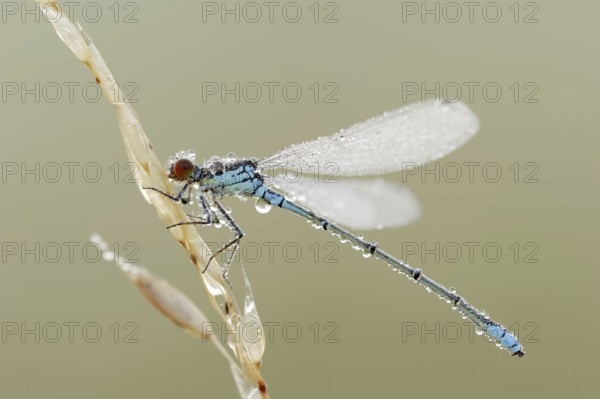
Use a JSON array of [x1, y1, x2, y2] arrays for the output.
[[143, 186, 244, 282], [203, 199, 244, 278], [165, 193, 213, 229]]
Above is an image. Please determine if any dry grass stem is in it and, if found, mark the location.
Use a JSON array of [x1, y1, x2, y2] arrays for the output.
[[37, 1, 268, 397]]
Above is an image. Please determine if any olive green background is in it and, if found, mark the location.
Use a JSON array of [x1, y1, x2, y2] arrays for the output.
[[1, 1, 598, 398]]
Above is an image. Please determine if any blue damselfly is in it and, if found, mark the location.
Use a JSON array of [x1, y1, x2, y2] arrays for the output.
[[145, 100, 525, 356]]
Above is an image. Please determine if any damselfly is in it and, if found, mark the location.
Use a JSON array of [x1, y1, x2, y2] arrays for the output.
[[145, 100, 525, 356]]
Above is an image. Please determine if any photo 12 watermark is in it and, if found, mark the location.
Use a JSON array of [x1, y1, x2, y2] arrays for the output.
[[400, 161, 540, 184], [1, 81, 140, 104], [1, 1, 141, 24], [402, 82, 540, 104], [400, 241, 540, 264], [1, 161, 140, 184], [1, 241, 140, 265], [200, 1, 340, 24], [199, 321, 340, 344], [400, 321, 539, 345], [401, 2, 540, 24], [203, 240, 341, 265], [1, 321, 140, 343], [201, 81, 340, 104]]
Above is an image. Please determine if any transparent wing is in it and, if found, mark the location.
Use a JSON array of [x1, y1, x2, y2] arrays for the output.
[[270, 175, 421, 231], [260, 100, 479, 176]]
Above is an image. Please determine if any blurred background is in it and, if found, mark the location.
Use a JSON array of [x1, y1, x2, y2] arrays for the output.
[[1, 1, 598, 398]]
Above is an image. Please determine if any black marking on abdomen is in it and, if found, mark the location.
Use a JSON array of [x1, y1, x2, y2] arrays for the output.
[[412, 268, 422, 280], [368, 241, 378, 254]]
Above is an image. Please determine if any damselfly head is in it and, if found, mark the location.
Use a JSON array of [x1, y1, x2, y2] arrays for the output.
[[168, 158, 195, 181], [167, 150, 197, 181]]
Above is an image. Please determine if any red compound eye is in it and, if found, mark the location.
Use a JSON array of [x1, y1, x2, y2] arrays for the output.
[[170, 159, 194, 181]]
